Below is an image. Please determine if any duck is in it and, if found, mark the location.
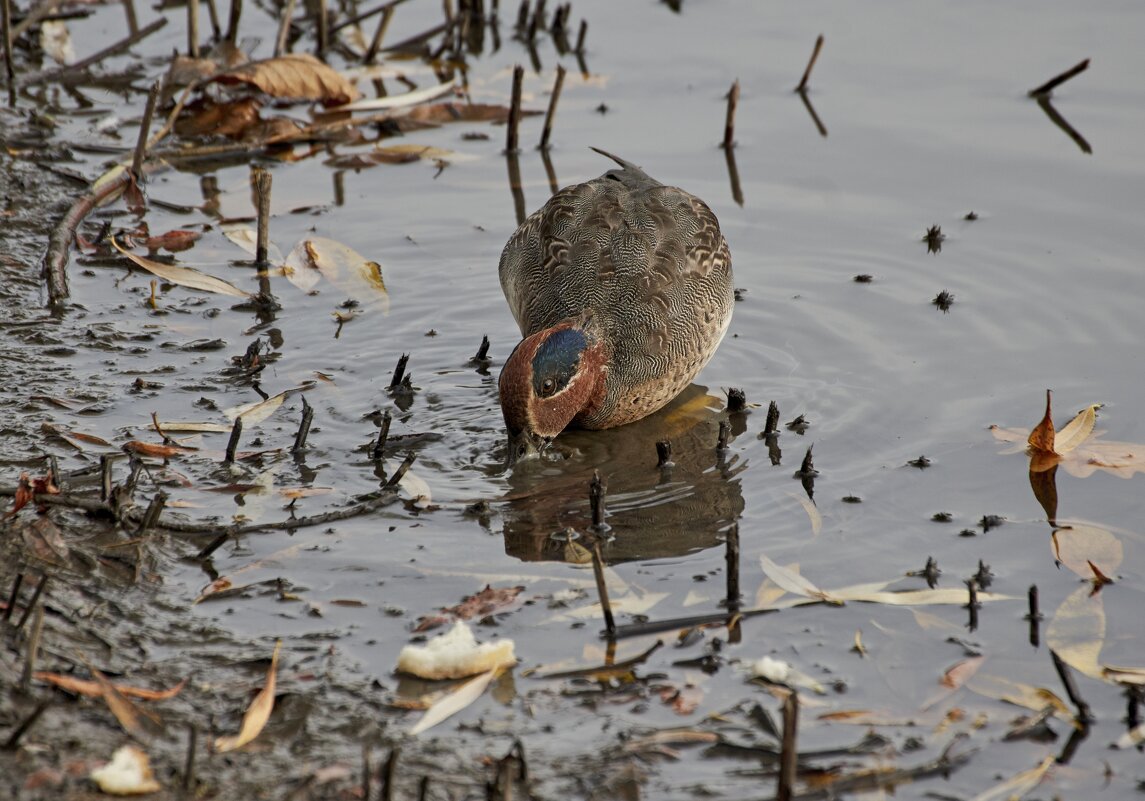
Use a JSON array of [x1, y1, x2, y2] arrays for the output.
[[498, 148, 734, 464]]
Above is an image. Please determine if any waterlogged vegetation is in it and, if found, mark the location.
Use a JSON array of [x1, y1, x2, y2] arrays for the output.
[[3, 0, 1145, 799]]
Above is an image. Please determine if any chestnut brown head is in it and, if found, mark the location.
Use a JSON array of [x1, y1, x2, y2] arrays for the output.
[[499, 322, 607, 465]]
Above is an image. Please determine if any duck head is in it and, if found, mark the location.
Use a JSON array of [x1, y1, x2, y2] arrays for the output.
[[499, 321, 608, 465]]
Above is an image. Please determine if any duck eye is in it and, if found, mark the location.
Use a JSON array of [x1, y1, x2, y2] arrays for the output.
[[540, 378, 556, 397]]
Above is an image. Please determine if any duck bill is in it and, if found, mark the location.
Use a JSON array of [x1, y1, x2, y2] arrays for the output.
[[506, 430, 550, 467]]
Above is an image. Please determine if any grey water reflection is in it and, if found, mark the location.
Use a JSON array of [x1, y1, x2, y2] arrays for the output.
[[499, 385, 745, 563]]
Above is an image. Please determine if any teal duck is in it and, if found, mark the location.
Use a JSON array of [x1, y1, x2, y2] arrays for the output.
[[498, 148, 734, 463]]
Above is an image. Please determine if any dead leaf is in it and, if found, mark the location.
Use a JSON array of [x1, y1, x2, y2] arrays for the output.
[[967, 673, 1071, 717], [1052, 523, 1123, 579], [213, 54, 360, 106], [143, 230, 202, 253], [409, 667, 499, 736], [19, 517, 70, 563], [214, 640, 282, 752], [659, 683, 703, 715], [123, 441, 199, 458], [414, 585, 525, 632], [284, 238, 386, 307], [221, 223, 285, 264], [330, 80, 454, 112], [35, 673, 186, 701], [39, 20, 74, 66], [405, 101, 524, 125], [1103, 665, 1145, 686], [758, 554, 840, 604], [86, 664, 165, 741], [969, 755, 1053, 801], [1028, 389, 1056, 453], [110, 238, 251, 298], [176, 97, 264, 139], [1046, 585, 1105, 679]]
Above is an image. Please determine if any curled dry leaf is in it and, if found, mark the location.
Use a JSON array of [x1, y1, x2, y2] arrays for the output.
[[123, 441, 200, 458], [329, 80, 454, 112], [214, 640, 282, 753], [414, 585, 525, 633], [36, 672, 186, 701], [284, 238, 386, 308], [213, 54, 360, 106]]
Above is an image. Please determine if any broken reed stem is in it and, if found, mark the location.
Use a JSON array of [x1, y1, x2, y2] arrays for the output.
[[417, 776, 429, 800], [315, 0, 328, 55], [365, 4, 396, 63], [1051, 649, 1093, 723], [655, 439, 673, 469], [224, 416, 243, 463], [99, 454, 114, 501], [1026, 584, 1041, 619], [131, 81, 162, 182], [777, 691, 799, 801], [187, 0, 200, 57], [388, 353, 409, 389], [372, 410, 392, 459], [724, 523, 740, 611], [20, 603, 45, 691], [1028, 58, 1090, 97], [539, 64, 566, 150], [965, 578, 979, 631], [225, 0, 241, 43], [360, 744, 370, 801], [203, 0, 221, 38], [3, 573, 22, 623], [383, 452, 416, 489], [506, 63, 524, 154], [2, 0, 15, 107], [15, 575, 48, 631], [574, 18, 586, 53], [138, 490, 168, 533], [589, 470, 606, 529], [764, 401, 780, 436], [292, 396, 314, 452], [722, 79, 739, 149], [122, 0, 138, 34], [717, 420, 731, 451], [726, 387, 746, 412], [182, 724, 197, 792], [590, 541, 615, 637], [795, 34, 824, 93], [471, 334, 491, 363], [379, 746, 399, 801], [274, 0, 297, 57], [252, 166, 273, 266], [2, 699, 49, 750]]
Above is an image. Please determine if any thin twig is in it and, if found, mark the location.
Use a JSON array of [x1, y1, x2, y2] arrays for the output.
[[20, 17, 167, 86], [795, 34, 824, 93], [1028, 58, 1089, 97], [722, 79, 739, 149], [539, 64, 566, 150]]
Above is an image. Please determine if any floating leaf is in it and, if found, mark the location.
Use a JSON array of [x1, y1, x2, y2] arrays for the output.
[[86, 664, 165, 741], [788, 492, 821, 537], [1051, 523, 1123, 579], [330, 80, 455, 112], [221, 223, 285, 264], [123, 441, 200, 458], [284, 237, 387, 307], [222, 386, 314, 423], [213, 54, 361, 106], [1027, 389, 1056, 453], [90, 745, 162, 795], [758, 554, 839, 604], [149, 420, 233, 434], [969, 755, 1053, 801], [1046, 585, 1105, 679], [1054, 403, 1098, 453], [39, 20, 75, 66], [1103, 665, 1145, 686], [110, 238, 251, 298], [214, 640, 281, 753], [409, 668, 499, 736], [967, 673, 1070, 717]]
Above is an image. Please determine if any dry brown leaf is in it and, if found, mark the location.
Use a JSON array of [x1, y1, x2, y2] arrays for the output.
[[111, 238, 251, 298], [18, 517, 69, 563], [176, 98, 264, 139], [35, 672, 187, 701], [123, 441, 199, 458], [214, 54, 360, 106], [1027, 389, 1056, 453], [214, 640, 281, 753], [87, 665, 165, 741], [143, 230, 202, 253]]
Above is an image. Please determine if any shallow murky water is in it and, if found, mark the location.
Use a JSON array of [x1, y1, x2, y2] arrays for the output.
[[3, 0, 1145, 798]]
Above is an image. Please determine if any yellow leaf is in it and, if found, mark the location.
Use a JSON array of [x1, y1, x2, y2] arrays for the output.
[[1054, 404, 1098, 453], [214, 640, 281, 753], [409, 668, 499, 736], [1046, 586, 1105, 679]]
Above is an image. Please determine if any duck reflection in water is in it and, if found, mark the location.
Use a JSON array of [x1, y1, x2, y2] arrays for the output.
[[500, 384, 747, 564]]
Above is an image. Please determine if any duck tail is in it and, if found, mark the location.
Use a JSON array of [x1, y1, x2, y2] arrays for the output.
[[589, 146, 642, 173]]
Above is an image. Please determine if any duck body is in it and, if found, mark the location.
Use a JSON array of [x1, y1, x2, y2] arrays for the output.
[[498, 149, 734, 462]]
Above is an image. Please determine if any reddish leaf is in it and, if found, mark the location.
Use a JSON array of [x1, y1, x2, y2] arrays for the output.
[[1028, 389, 1056, 454]]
